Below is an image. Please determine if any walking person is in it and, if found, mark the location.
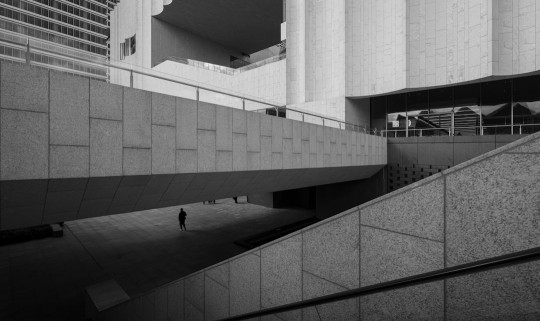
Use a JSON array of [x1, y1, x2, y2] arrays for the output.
[[178, 208, 187, 231]]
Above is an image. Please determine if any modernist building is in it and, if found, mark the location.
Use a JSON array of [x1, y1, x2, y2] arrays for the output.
[[0, 0, 539, 320], [0, 0, 119, 79]]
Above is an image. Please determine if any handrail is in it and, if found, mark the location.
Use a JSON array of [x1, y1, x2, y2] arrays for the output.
[[0, 36, 383, 136], [217, 246, 540, 321], [382, 123, 540, 137]]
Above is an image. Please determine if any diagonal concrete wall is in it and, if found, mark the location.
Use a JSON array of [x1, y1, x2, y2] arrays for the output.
[[93, 131, 540, 320], [0, 62, 386, 230]]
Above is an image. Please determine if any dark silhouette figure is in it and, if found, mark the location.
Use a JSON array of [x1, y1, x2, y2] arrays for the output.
[[178, 208, 187, 231], [233, 197, 238, 203]]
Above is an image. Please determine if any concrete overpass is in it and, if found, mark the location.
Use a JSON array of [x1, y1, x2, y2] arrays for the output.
[[0, 62, 386, 231]]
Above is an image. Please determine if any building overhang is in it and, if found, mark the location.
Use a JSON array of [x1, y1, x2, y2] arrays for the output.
[[154, 0, 283, 54]]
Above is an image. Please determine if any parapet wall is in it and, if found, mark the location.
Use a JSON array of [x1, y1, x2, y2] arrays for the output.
[[94, 131, 540, 320]]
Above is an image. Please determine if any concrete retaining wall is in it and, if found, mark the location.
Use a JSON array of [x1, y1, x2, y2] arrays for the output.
[[94, 131, 540, 320]]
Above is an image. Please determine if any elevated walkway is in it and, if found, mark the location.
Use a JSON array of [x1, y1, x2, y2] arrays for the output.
[[0, 62, 386, 230], [90, 131, 540, 320]]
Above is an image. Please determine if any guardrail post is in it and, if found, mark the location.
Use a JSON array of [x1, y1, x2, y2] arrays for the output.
[[196, 87, 200, 102], [129, 70, 134, 88], [26, 39, 31, 65], [322, 118, 325, 127], [242, 99, 245, 111]]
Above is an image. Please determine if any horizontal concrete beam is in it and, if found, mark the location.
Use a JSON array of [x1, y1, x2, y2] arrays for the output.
[[0, 61, 387, 230]]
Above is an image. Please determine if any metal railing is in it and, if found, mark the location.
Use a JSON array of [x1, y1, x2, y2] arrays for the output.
[[382, 124, 540, 137], [217, 246, 540, 320], [0, 35, 383, 136], [161, 52, 286, 76]]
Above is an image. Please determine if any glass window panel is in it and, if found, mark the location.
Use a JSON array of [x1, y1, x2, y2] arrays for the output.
[[513, 75, 540, 134], [407, 91, 429, 136], [371, 96, 386, 134], [482, 80, 511, 135], [423, 87, 453, 136], [453, 84, 481, 136], [387, 94, 407, 137]]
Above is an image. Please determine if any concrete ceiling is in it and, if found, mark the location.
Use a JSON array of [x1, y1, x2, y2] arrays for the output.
[[154, 0, 283, 54]]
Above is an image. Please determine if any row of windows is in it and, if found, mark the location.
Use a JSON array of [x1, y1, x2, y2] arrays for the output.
[[0, 8, 108, 45], [57, 0, 108, 15], [1, 19, 108, 55], [30, 0, 108, 24], [2, 1, 108, 36], [371, 75, 540, 137]]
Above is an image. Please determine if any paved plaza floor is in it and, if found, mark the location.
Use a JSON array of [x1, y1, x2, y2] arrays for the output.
[[0, 197, 314, 321]]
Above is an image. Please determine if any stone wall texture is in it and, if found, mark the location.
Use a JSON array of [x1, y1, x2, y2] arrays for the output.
[[94, 131, 540, 320], [0, 62, 386, 230], [289, 0, 540, 124]]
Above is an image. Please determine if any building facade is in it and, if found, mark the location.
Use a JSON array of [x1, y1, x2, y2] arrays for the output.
[[0, 0, 119, 79]]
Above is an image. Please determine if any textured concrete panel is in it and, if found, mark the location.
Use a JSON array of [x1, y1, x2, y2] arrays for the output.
[[361, 282, 444, 321], [216, 106, 232, 151], [123, 148, 151, 175], [247, 152, 260, 171], [417, 142, 453, 166], [283, 118, 293, 138], [152, 125, 175, 174], [176, 149, 197, 173], [247, 112, 260, 152], [360, 226, 444, 286], [90, 119, 122, 177], [510, 138, 540, 153], [446, 152, 540, 266], [197, 130, 216, 172], [260, 136, 272, 170], [43, 189, 85, 224], [230, 252, 260, 316], [0, 180, 47, 229], [233, 109, 247, 134], [185, 272, 204, 312], [205, 277, 229, 320], [167, 281, 184, 321], [152, 93, 176, 126], [233, 133, 247, 171], [1, 62, 49, 113], [361, 177, 444, 241], [0, 109, 48, 180], [198, 102, 216, 130], [271, 117, 283, 152], [185, 301, 204, 321], [50, 72, 89, 146], [446, 261, 540, 320], [176, 97, 198, 149], [216, 151, 233, 172], [453, 142, 496, 165], [271, 152, 283, 169], [90, 79, 123, 121], [302, 272, 358, 321], [261, 235, 302, 308], [260, 114, 272, 136], [155, 288, 168, 321], [50, 145, 89, 179], [283, 138, 293, 169], [292, 121, 302, 153], [123, 88, 151, 148], [303, 210, 359, 289]]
